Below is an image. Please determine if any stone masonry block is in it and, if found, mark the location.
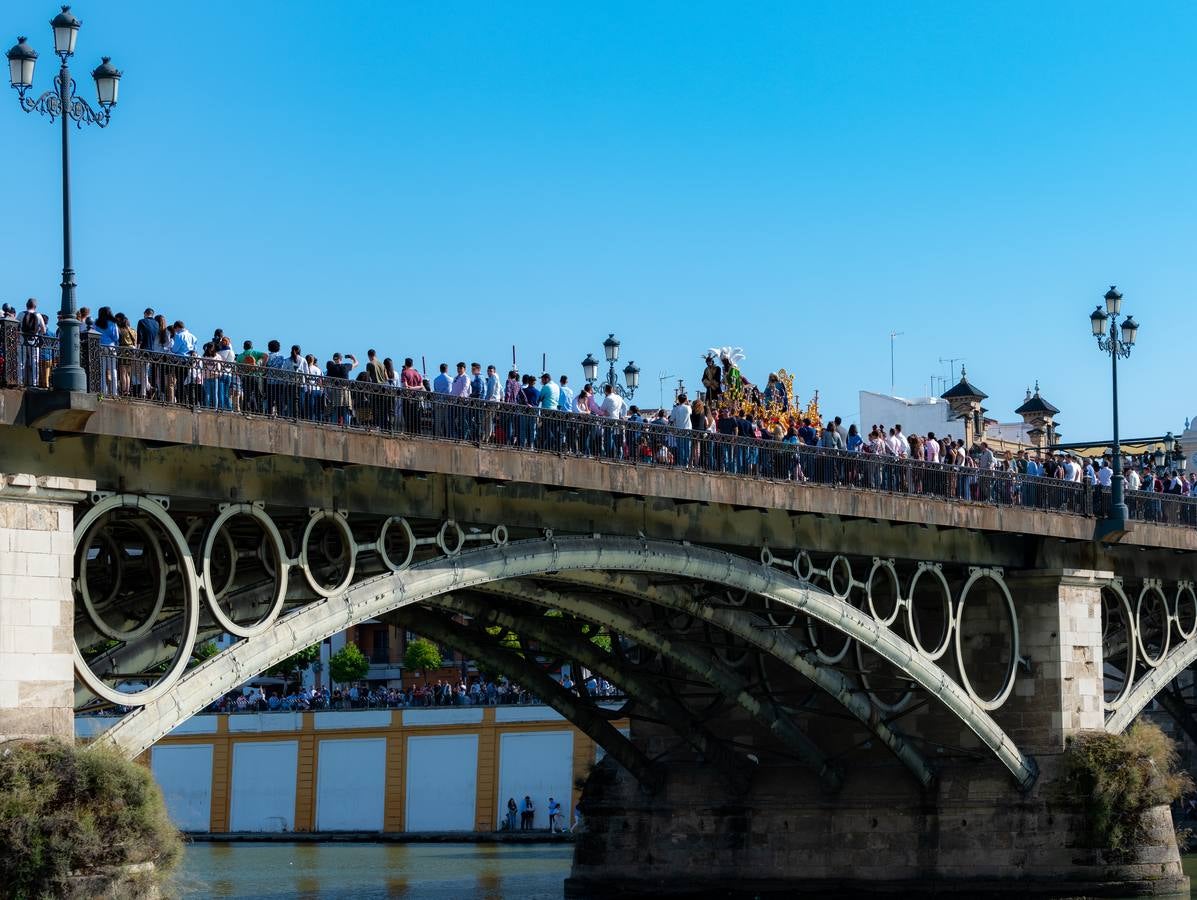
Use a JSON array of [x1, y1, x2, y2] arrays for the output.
[[0, 595, 31, 627], [27, 599, 63, 628], [0, 505, 28, 530], [0, 551, 26, 576], [24, 553, 63, 578], [12, 531, 50, 554], [18, 679, 72, 709]]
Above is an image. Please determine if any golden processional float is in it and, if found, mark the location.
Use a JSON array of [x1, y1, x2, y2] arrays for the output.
[[703, 347, 822, 434]]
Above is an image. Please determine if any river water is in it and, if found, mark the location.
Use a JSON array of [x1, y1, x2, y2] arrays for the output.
[[171, 843, 574, 899], [172, 843, 1197, 899]]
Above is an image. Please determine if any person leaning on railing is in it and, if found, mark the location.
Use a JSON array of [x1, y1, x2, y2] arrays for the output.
[[18, 298, 45, 388], [236, 340, 267, 413]]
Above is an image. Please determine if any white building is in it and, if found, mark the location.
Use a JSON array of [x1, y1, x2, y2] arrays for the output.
[[858, 391, 961, 441]]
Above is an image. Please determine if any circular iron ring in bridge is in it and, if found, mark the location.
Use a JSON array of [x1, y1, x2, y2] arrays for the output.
[[828, 555, 854, 600], [1135, 583, 1171, 668], [855, 638, 913, 714], [201, 504, 290, 639], [906, 564, 953, 661], [72, 495, 200, 707], [953, 569, 1019, 712], [805, 556, 855, 665], [76, 525, 132, 640], [436, 520, 466, 557], [1101, 581, 1137, 712], [185, 518, 237, 602], [1175, 583, 1197, 643], [795, 550, 814, 582], [376, 517, 416, 573], [866, 559, 903, 627], [300, 511, 357, 597], [78, 528, 122, 614]]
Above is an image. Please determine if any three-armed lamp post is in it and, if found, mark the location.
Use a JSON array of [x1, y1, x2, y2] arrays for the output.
[[1089, 286, 1140, 541], [582, 333, 640, 401], [6, 6, 122, 392]]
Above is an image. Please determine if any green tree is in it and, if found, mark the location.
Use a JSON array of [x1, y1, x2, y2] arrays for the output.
[[403, 638, 443, 685], [328, 643, 370, 687], [266, 644, 321, 690]]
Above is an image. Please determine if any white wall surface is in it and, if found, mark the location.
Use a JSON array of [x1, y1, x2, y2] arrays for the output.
[[315, 738, 387, 831], [402, 708, 483, 726], [497, 730, 574, 830], [228, 740, 298, 832], [405, 734, 478, 831], [152, 744, 213, 832], [859, 390, 955, 440], [228, 712, 302, 733], [495, 706, 564, 723], [315, 710, 391, 730]]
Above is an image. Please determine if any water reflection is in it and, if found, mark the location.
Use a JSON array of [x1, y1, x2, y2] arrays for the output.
[[173, 842, 573, 899]]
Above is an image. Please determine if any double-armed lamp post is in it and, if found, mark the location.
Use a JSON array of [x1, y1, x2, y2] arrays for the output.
[[1089, 286, 1140, 542], [582, 333, 640, 401], [6, 6, 122, 392]]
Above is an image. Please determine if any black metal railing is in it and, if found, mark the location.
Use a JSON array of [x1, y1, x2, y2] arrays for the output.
[[4, 329, 1194, 531]]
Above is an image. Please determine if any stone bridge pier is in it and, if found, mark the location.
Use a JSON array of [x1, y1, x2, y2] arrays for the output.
[[0, 474, 93, 745], [565, 567, 1186, 898]]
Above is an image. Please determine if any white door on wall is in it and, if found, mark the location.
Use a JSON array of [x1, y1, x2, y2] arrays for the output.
[[315, 738, 386, 831], [497, 730, 573, 830], [152, 744, 214, 832], [228, 740, 299, 832], [405, 734, 478, 831]]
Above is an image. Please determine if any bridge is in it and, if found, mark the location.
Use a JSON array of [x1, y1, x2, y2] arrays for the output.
[[1, 340, 1195, 896]]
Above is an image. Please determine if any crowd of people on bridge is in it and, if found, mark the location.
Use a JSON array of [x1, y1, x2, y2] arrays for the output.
[[5, 305, 1195, 515], [195, 672, 622, 715]]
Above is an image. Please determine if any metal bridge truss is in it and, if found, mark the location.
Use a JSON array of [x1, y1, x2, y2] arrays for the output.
[[73, 494, 1042, 790]]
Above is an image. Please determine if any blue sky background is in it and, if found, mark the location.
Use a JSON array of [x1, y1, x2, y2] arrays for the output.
[[2, 1, 1195, 437]]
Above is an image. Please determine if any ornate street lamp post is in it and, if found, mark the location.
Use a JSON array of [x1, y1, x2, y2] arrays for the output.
[[581, 333, 639, 400], [1089, 286, 1140, 541], [6, 6, 122, 392]]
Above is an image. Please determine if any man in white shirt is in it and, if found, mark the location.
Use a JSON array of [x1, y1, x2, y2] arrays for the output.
[[890, 425, 908, 458], [1125, 467, 1141, 491], [669, 394, 693, 467], [1061, 455, 1077, 482], [924, 432, 940, 464], [599, 385, 625, 458], [1096, 459, 1112, 488], [599, 384, 625, 419]]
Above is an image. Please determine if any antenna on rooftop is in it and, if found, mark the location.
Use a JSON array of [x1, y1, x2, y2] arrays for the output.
[[889, 331, 904, 395], [939, 356, 966, 383], [658, 371, 676, 409]]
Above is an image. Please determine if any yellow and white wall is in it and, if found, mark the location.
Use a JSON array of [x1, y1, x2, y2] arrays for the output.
[[77, 706, 625, 833]]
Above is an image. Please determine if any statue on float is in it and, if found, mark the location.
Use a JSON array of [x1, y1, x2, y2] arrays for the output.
[[702, 347, 821, 432]]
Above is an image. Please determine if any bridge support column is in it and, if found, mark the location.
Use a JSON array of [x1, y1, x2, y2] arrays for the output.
[[1002, 568, 1108, 753], [0, 474, 92, 744]]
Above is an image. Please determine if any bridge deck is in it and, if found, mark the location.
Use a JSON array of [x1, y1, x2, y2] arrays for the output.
[[3, 386, 1195, 553]]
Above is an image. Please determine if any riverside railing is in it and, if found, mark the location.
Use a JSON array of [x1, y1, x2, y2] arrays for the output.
[[2, 330, 1193, 530]]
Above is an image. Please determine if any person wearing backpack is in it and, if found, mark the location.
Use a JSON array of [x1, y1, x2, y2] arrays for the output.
[[18, 298, 44, 387]]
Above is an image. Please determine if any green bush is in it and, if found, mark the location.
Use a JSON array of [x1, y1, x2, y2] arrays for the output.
[[1059, 721, 1192, 858], [403, 638, 443, 684], [329, 642, 370, 686], [0, 738, 182, 899]]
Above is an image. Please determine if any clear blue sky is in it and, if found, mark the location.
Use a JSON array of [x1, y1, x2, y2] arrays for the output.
[[2, 1, 1195, 438]]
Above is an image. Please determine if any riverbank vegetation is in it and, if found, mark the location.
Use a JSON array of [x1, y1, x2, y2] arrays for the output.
[[1059, 721, 1191, 857], [0, 738, 181, 899]]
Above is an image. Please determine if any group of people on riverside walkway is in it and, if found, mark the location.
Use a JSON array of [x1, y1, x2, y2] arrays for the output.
[[504, 795, 569, 833], [5, 308, 1196, 521]]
